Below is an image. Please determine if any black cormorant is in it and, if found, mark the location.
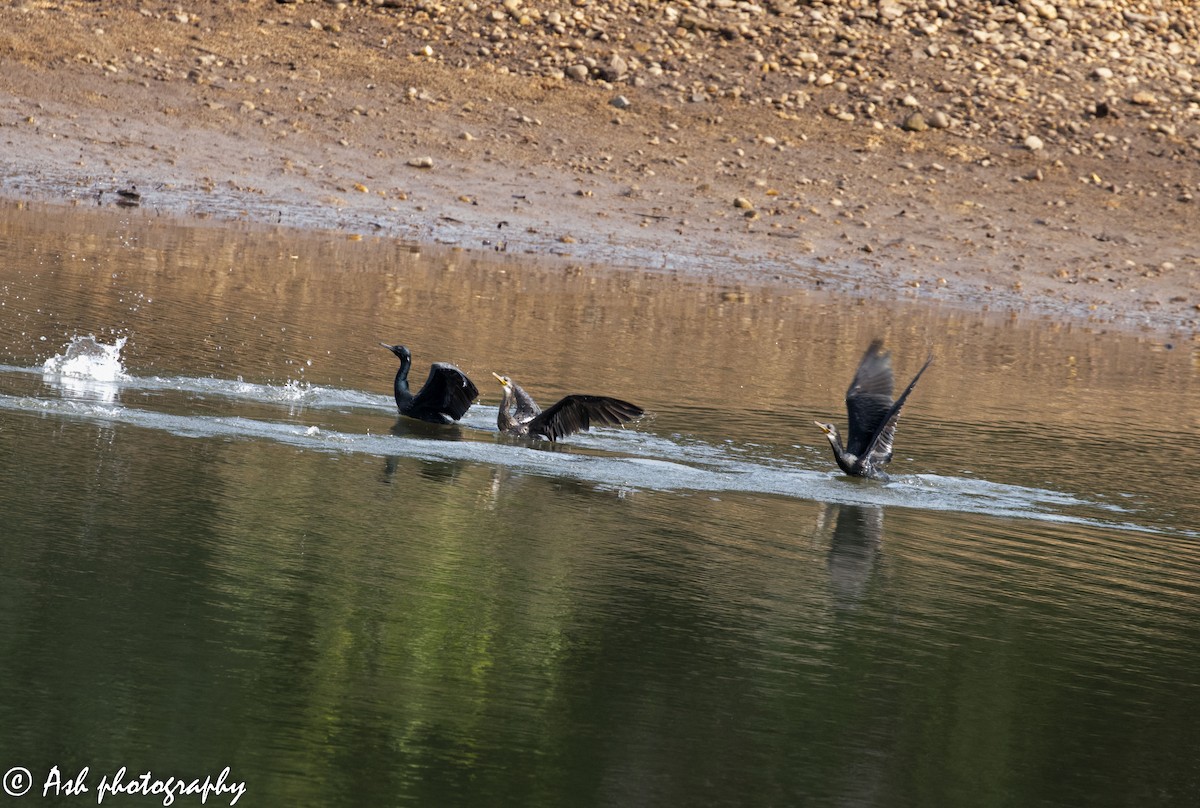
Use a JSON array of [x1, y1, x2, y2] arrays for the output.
[[380, 343, 479, 424], [492, 372, 643, 442], [814, 340, 932, 480]]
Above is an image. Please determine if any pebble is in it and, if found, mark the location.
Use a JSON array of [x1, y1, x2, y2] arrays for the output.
[[733, 197, 754, 210], [927, 111, 950, 129], [902, 113, 928, 133], [879, 2, 904, 21], [1024, 135, 1045, 152], [610, 95, 631, 110], [566, 64, 588, 82], [407, 156, 434, 169], [602, 54, 628, 83]]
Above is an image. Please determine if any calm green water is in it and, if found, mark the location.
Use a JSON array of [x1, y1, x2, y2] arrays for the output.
[[1, 201, 1198, 807]]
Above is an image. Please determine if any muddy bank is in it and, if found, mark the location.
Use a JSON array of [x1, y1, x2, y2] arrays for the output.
[[1, 0, 1197, 335]]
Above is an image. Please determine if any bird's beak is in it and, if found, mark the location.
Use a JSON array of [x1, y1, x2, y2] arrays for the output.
[[491, 372, 509, 387], [814, 421, 831, 434]]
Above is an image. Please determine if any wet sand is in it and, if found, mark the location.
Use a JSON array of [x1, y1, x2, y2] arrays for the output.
[[1, 0, 1197, 335]]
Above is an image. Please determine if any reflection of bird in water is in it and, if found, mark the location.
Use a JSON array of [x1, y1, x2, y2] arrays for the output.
[[382, 451, 464, 485], [815, 340, 932, 480], [492, 372, 643, 442], [380, 343, 479, 423], [816, 503, 884, 609]]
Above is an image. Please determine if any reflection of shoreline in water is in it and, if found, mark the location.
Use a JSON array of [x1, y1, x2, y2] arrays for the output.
[[817, 503, 884, 609], [0, 222, 1186, 537], [2, 201, 1196, 536]]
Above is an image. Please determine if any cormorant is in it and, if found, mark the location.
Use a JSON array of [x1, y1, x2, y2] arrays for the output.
[[814, 340, 932, 480], [380, 343, 478, 424], [492, 373, 643, 442]]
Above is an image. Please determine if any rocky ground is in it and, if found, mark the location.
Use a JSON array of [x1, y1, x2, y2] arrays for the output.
[[1, 0, 1198, 334]]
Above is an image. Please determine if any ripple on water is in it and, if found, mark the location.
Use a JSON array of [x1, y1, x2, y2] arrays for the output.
[[0, 368, 1177, 542]]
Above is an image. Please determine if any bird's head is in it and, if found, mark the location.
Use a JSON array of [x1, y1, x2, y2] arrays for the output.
[[491, 372, 512, 389], [380, 343, 411, 363], [814, 421, 840, 445]]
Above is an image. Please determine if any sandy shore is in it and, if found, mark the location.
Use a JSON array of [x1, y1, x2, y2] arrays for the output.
[[1, 0, 1197, 335]]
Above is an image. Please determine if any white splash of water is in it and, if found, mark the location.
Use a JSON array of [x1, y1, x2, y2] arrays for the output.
[[41, 335, 130, 402]]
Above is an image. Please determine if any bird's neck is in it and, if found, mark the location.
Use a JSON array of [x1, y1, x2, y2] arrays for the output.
[[393, 360, 413, 407], [828, 437, 860, 476], [497, 387, 516, 433]]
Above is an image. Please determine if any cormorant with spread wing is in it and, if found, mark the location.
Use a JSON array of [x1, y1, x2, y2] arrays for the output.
[[492, 372, 643, 442], [815, 340, 932, 480], [380, 343, 478, 424]]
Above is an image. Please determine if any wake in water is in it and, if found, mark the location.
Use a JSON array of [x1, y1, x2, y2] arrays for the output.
[[0, 335, 1165, 535]]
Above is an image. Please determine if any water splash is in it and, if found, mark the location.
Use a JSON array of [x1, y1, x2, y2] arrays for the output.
[[41, 335, 129, 402]]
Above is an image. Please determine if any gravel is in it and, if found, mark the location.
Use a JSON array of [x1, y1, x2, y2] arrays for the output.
[[303, 0, 1198, 159]]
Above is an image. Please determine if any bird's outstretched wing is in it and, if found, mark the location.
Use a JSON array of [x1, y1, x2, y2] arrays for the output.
[[411, 363, 479, 422], [844, 340, 896, 458], [527, 395, 643, 442], [860, 353, 933, 471]]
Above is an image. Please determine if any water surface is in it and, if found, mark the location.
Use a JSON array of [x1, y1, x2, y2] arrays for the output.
[[1, 201, 1197, 807]]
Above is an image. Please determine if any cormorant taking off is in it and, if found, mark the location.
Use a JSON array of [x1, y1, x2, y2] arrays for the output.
[[815, 340, 932, 480], [380, 343, 478, 424], [492, 373, 643, 442]]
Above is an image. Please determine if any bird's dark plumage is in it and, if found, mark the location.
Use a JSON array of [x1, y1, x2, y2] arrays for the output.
[[493, 373, 643, 442], [815, 340, 932, 480], [381, 343, 478, 424]]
